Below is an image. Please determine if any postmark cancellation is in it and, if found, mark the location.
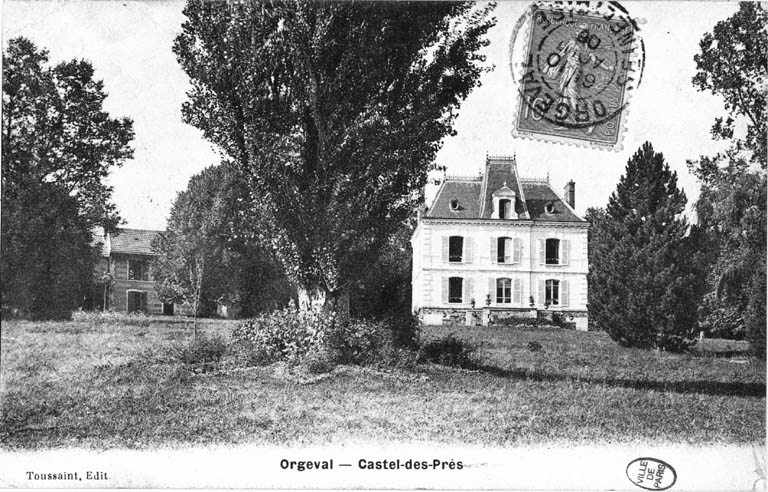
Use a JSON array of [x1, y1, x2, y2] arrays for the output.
[[510, 2, 645, 150]]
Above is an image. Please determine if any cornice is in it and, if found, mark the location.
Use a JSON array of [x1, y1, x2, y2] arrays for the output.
[[419, 218, 588, 228]]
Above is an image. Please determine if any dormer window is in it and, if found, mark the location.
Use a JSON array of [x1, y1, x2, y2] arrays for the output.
[[449, 199, 460, 211], [492, 181, 517, 219], [544, 201, 556, 214], [499, 199, 512, 219]]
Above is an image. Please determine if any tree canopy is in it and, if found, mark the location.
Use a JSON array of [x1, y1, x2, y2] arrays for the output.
[[688, 3, 767, 352], [1, 37, 134, 318], [589, 142, 704, 352], [151, 162, 293, 319], [173, 1, 496, 309]]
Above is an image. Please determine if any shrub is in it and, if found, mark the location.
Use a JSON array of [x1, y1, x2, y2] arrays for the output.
[[168, 334, 227, 371], [231, 305, 337, 364], [419, 334, 478, 369]]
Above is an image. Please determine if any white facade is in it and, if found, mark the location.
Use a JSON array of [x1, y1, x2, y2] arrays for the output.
[[411, 156, 589, 330]]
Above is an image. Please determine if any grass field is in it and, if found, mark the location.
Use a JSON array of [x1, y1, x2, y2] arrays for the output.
[[1, 316, 764, 449]]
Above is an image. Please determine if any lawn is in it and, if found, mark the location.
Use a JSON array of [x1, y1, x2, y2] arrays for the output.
[[0, 316, 764, 449]]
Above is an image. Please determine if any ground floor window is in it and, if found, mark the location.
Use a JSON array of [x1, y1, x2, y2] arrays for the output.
[[496, 278, 512, 304], [449, 277, 463, 303], [545, 279, 559, 306]]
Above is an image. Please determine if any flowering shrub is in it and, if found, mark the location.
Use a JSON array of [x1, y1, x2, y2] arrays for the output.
[[231, 304, 338, 364]]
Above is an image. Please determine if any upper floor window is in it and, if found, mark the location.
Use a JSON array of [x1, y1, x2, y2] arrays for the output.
[[448, 277, 464, 303], [128, 259, 150, 281], [546, 238, 560, 264], [449, 236, 464, 262], [498, 237, 513, 263], [498, 199, 512, 219]]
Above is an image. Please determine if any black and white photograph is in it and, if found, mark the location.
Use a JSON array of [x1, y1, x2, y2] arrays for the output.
[[0, 1, 765, 490]]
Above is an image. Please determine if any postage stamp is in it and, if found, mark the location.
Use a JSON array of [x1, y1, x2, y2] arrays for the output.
[[510, 2, 645, 150]]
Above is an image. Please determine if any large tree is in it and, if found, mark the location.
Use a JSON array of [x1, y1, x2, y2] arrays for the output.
[[151, 162, 293, 320], [173, 1, 495, 310], [1, 37, 134, 318], [688, 3, 767, 352], [589, 143, 704, 352]]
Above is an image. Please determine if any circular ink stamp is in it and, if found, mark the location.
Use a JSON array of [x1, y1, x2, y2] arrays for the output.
[[510, 1, 645, 150]]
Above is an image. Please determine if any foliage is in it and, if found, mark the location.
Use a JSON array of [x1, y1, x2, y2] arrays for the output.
[[692, 2, 767, 166], [1, 38, 134, 319], [173, 1, 496, 308], [349, 220, 414, 319], [231, 304, 338, 364], [589, 143, 705, 352], [419, 334, 478, 369], [688, 3, 767, 351], [151, 162, 294, 319]]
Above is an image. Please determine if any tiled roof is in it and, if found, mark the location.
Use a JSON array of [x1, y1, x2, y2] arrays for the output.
[[426, 180, 483, 219], [109, 228, 161, 255], [424, 157, 584, 223], [521, 182, 583, 222]]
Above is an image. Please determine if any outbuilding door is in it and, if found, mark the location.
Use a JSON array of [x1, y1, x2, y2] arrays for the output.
[[127, 291, 147, 313]]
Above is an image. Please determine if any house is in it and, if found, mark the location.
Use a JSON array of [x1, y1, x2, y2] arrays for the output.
[[411, 155, 589, 330], [92, 228, 188, 315]]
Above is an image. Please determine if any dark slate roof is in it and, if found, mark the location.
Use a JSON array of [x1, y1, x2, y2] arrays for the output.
[[479, 158, 527, 219], [426, 179, 483, 219], [424, 156, 584, 223], [521, 182, 583, 222], [109, 228, 161, 256]]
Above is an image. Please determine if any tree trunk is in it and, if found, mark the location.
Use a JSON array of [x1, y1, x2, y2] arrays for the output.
[[296, 286, 349, 318]]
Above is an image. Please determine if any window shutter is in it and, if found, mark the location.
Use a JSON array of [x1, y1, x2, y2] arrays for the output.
[[538, 279, 546, 305], [442, 277, 448, 304], [562, 239, 570, 265], [442, 236, 449, 263], [538, 239, 545, 265], [560, 280, 569, 307], [513, 238, 522, 264], [463, 278, 472, 304], [464, 237, 473, 263], [490, 237, 497, 264], [488, 278, 495, 304], [513, 278, 523, 305]]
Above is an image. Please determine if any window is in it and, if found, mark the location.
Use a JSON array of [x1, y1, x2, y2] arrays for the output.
[[449, 277, 463, 303], [449, 236, 464, 262], [545, 238, 560, 265], [545, 279, 560, 305], [449, 199, 460, 211], [499, 199, 512, 219], [128, 259, 149, 281], [496, 278, 512, 304], [497, 237, 513, 263]]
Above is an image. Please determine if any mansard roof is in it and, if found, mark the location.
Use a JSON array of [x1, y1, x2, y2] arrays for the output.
[[425, 155, 584, 222]]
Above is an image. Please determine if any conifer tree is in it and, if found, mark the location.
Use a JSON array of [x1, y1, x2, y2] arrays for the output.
[[589, 142, 704, 352]]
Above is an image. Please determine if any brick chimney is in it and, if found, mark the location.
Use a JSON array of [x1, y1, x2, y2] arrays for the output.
[[563, 180, 575, 208]]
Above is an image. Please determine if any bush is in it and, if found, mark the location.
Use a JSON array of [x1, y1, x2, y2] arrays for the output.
[[231, 307, 421, 367], [167, 333, 227, 372], [231, 305, 338, 364], [419, 334, 478, 369]]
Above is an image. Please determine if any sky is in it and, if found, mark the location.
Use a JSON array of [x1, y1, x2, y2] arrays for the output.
[[2, 1, 739, 230]]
